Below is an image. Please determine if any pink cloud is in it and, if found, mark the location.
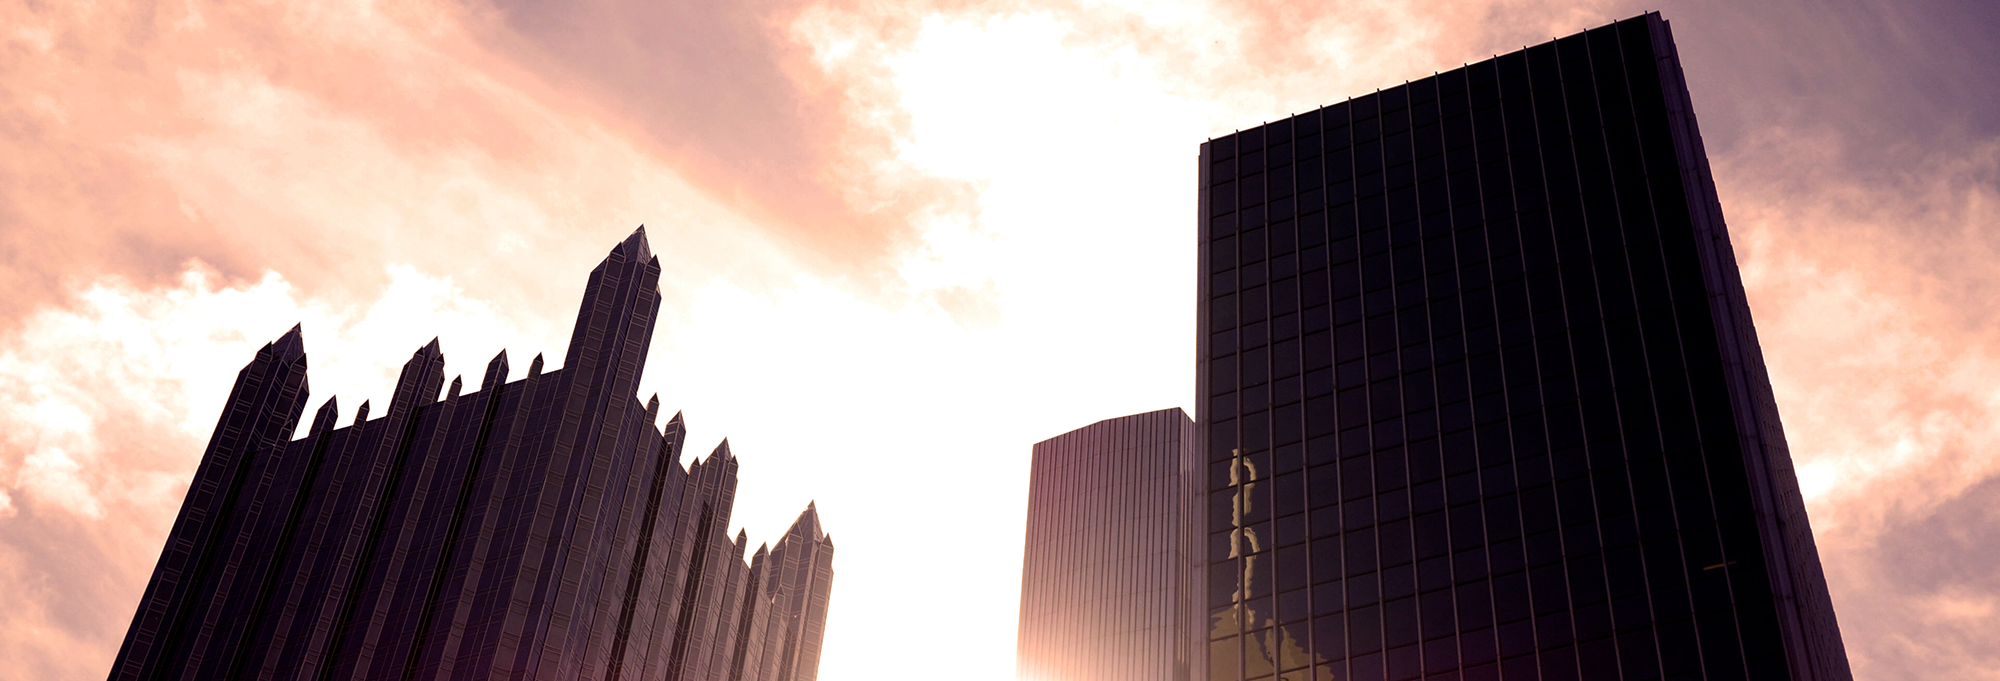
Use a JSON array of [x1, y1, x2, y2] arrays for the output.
[[2, 0, 1998, 679], [1718, 127, 2000, 680]]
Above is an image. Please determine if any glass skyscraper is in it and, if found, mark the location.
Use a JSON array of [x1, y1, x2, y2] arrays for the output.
[[109, 229, 835, 681], [1017, 409, 1201, 681], [1196, 13, 1851, 681]]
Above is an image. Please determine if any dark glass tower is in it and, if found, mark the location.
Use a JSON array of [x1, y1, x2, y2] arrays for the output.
[[1017, 408, 1200, 681], [109, 229, 834, 681], [1196, 14, 1850, 681]]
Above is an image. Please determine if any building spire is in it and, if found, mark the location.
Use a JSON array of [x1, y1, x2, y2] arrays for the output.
[[483, 350, 510, 391], [309, 396, 340, 436]]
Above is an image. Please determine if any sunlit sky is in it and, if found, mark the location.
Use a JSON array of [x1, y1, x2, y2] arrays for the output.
[[4, 0, 2000, 679]]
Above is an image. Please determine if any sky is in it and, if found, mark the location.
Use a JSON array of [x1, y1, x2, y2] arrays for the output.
[[2, 0, 1998, 679]]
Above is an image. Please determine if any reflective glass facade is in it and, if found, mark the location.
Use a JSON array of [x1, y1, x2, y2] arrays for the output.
[[110, 229, 834, 681], [1196, 14, 1851, 681], [1018, 409, 1201, 681]]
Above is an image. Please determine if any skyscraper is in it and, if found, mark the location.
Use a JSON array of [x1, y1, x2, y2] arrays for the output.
[[1017, 409, 1200, 681], [1196, 13, 1850, 681], [109, 229, 835, 681]]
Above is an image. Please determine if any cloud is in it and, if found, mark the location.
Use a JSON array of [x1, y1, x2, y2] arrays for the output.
[[1654, 0, 2000, 168], [0, 264, 290, 680], [1823, 474, 2000, 681], [0, 258, 587, 679], [0, 0, 803, 337], [1717, 126, 2000, 680], [4, 0, 2000, 679], [472, 0, 984, 285]]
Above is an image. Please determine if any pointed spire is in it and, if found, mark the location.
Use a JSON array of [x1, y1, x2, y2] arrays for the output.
[[390, 338, 448, 410], [528, 353, 544, 377], [448, 375, 463, 399], [354, 400, 371, 426], [310, 396, 340, 436], [657, 411, 687, 468], [662, 414, 687, 442], [269, 322, 307, 363], [560, 230, 662, 392], [788, 501, 823, 540], [711, 438, 732, 461], [482, 350, 510, 391], [640, 395, 661, 433], [615, 225, 653, 261]]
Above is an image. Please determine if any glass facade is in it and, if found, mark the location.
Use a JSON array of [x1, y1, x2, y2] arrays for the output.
[[109, 229, 834, 681], [1018, 408, 1202, 681], [1196, 14, 1851, 681]]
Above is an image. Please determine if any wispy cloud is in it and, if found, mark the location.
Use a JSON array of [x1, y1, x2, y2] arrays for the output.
[[1720, 126, 2000, 680]]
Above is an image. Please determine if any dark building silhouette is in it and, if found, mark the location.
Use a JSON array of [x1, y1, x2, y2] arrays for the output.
[[1196, 13, 1851, 681], [110, 229, 835, 681], [1017, 408, 1200, 681]]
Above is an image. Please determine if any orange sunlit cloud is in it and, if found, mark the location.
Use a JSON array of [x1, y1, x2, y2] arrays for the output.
[[3, 0, 1997, 680]]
